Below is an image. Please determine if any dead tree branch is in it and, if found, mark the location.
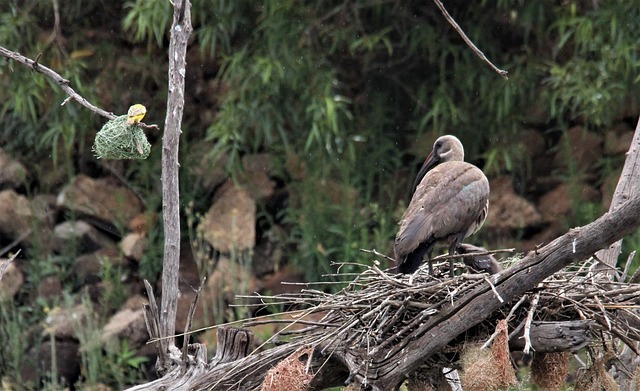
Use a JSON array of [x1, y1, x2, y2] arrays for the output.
[[0, 46, 116, 120], [432, 0, 509, 79], [154, 0, 192, 373]]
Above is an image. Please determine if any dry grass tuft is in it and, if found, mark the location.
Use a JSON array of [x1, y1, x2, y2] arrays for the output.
[[260, 346, 314, 391], [461, 321, 516, 391], [531, 352, 569, 391], [574, 357, 619, 391]]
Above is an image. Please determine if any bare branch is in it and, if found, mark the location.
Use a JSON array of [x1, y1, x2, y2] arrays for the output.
[[432, 0, 509, 79], [0, 46, 116, 120]]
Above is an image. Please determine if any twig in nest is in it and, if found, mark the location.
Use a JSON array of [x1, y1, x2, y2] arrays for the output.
[[621, 250, 636, 282], [431, 248, 515, 262], [359, 248, 396, 263], [523, 289, 541, 354], [432, 0, 508, 79], [482, 294, 528, 350], [484, 275, 504, 303]]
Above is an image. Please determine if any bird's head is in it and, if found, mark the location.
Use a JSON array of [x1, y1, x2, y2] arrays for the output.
[[411, 135, 465, 194]]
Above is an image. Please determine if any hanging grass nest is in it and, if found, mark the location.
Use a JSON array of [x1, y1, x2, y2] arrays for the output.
[[93, 114, 151, 160]]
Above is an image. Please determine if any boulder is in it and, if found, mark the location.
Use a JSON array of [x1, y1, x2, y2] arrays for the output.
[[56, 175, 144, 228], [120, 232, 146, 261], [0, 148, 27, 188], [240, 153, 276, 200], [43, 304, 88, 340], [101, 303, 148, 352], [604, 122, 633, 156], [538, 183, 600, 223], [20, 339, 80, 386], [199, 181, 256, 253], [0, 189, 34, 241], [53, 220, 116, 254], [0, 260, 23, 301], [486, 177, 543, 236], [73, 248, 123, 285], [553, 126, 603, 172]]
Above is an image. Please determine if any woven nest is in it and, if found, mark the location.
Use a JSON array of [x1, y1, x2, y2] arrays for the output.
[[93, 115, 151, 160], [239, 256, 640, 375]]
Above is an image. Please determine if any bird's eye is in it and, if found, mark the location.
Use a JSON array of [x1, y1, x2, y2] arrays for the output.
[[435, 141, 442, 149]]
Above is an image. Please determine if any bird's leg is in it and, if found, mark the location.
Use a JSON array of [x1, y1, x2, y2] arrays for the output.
[[448, 242, 458, 278], [427, 248, 434, 276]]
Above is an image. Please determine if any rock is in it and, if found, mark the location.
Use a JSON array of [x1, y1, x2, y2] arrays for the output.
[[240, 153, 276, 200], [0, 260, 23, 301], [604, 123, 633, 156], [43, 304, 88, 340], [37, 275, 63, 302], [553, 126, 603, 172], [120, 232, 146, 261], [486, 177, 543, 235], [0, 148, 27, 188], [20, 339, 80, 386], [199, 181, 256, 253], [101, 305, 148, 353], [56, 175, 144, 228], [259, 265, 305, 296], [600, 167, 623, 209], [53, 220, 116, 254], [538, 183, 600, 222], [73, 248, 122, 285], [186, 145, 229, 192], [127, 212, 156, 234], [0, 189, 34, 241]]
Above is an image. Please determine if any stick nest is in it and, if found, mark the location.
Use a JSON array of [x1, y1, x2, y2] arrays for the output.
[[241, 257, 640, 372], [93, 115, 151, 159]]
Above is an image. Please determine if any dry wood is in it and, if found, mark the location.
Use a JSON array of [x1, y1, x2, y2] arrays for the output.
[[156, 0, 192, 373]]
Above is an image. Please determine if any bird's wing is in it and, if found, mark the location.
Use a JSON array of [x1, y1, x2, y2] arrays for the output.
[[394, 162, 489, 257]]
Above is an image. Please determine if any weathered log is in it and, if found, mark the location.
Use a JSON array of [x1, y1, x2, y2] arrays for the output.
[[509, 320, 596, 353], [211, 327, 254, 365]]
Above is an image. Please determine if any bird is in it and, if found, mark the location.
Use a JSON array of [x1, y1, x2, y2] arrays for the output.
[[456, 243, 502, 275], [126, 104, 147, 125], [394, 135, 490, 276]]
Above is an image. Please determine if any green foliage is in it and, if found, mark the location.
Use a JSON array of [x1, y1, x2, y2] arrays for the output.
[[0, 300, 30, 383]]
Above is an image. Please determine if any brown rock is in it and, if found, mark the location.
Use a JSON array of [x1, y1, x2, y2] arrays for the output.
[[73, 248, 122, 285], [199, 181, 256, 252], [553, 126, 603, 172], [0, 261, 23, 300], [240, 153, 275, 200], [21, 340, 80, 386], [53, 220, 116, 254], [186, 145, 229, 192], [538, 183, 600, 222], [486, 177, 542, 234], [56, 175, 144, 227], [101, 306, 148, 352], [127, 212, 156, 234], [120, 232, 146, 261], [521, 130, 547, 158], [0, 189, 34, 240], [604, 123, 633, 156], [0, 148, 27, 188], [600, 166, 623, 209], [43, 304, 88, 340], [36, 275, 63, 303]]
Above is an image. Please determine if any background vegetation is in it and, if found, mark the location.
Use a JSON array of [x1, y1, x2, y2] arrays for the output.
[[1, 0, 639, 389]]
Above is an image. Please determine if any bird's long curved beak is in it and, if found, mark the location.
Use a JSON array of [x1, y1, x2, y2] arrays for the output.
[[411, 150, 439, 195]]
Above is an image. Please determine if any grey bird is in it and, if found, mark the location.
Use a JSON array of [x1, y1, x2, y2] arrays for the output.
[[457, 243, 503, 275], [394, 135, 490, 276]]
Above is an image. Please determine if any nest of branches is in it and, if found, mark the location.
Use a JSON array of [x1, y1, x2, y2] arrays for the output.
[[240, 254, 640, 374]]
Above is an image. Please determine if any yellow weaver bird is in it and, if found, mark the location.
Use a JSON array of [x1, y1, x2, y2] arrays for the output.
[[127, 104, 147, 125]]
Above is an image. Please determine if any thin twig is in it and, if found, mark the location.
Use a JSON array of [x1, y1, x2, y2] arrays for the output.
[[432, 0, 509, 79], [0, 250, 21, 280], [182, 277, 205, 362], [523, 290, 541, 354], [0, 46, 115, 119]]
